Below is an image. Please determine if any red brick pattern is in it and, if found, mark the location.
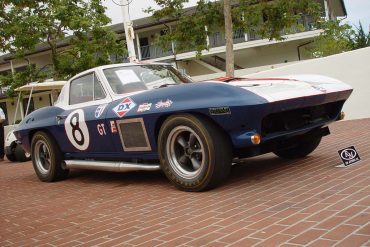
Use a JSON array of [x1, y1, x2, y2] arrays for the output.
[[1, 119, 369, 246]]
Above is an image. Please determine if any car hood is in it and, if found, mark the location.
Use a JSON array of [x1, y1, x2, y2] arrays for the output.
[[209, 74, 353, 102]]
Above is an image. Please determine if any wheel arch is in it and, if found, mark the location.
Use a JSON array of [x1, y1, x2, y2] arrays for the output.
[[29, 128, 62, 152], [154, 112, 233, 149]]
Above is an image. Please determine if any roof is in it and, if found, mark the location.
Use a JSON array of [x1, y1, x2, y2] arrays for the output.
[[15, 81, 67, 92]]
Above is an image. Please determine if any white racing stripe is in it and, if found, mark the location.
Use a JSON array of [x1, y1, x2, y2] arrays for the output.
[[227, 74, 352, 102]]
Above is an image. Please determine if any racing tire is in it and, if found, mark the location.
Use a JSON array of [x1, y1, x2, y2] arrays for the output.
[[31, 131, 69, 182], [14, 144, 31, 162], [158, 114, 232, 192], [273, 136, 322, 159]]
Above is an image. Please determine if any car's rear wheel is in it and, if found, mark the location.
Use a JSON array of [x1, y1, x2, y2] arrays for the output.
[[31, 131, 69, 182], [158, 114, 232, 191], [274, 136, 322, 159]]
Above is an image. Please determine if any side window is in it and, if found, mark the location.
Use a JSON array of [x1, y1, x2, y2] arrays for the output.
[[69, 73, 106, 105], [94, 76, 105, 100]]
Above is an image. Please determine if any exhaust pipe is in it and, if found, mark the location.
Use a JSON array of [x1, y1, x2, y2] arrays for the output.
[[63, 160, 160, 172]]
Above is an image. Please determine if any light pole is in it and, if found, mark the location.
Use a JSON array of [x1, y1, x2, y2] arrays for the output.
[[120, 0, 137, 62]]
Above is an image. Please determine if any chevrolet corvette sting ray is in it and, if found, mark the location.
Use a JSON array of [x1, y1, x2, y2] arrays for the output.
[[14, 63, 352, 191]]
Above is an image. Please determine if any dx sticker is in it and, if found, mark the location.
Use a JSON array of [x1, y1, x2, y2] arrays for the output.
[[64, 109, 90, 150]]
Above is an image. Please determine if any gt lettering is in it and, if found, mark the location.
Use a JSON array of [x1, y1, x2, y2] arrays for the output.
[[64, 109, 90, 150], [97, 124, 107, 136]]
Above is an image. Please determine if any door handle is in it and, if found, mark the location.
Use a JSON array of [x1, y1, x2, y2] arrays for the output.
[[56, 115, 67, 121]]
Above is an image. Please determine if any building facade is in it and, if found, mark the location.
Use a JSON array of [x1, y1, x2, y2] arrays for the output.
[[0, 0, 346, 125]]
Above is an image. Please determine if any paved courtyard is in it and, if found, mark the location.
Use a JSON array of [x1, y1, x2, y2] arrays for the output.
[[0, 119, 369, 247]]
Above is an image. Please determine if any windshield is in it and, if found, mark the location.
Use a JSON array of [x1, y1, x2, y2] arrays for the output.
[[103, 65, 192, 94]]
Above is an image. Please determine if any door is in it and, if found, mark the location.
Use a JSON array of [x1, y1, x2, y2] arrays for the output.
[[53, 72, 114, 157], [140, 37, 150, 59]]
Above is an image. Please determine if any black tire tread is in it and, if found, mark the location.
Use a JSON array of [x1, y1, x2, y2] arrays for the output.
[[274, 136, 322, 159], [6, 153, 17, 162], [14, 144, 31, 162]]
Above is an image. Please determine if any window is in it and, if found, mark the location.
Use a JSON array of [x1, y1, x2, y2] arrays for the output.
[[69, 73, 105, 105], [22, 97, 34, 116]]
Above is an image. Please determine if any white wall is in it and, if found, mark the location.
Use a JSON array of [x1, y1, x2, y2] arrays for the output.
[[192, 47, 370, 120], [247, 47, 370, 120]]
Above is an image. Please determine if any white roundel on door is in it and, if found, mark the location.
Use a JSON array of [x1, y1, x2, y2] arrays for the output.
[[64, 109, 90, 150]]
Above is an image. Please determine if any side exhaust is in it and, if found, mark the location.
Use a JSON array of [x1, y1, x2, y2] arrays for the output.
[[63, 160, 160, 172]]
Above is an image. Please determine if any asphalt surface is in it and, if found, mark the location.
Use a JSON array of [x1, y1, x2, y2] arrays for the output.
[[0, 119, 369, 246]]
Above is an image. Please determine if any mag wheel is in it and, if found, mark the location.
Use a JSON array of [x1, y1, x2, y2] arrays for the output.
[[274, 136, 322, 159], [158, 114, 232, 192], [31, 131, 69, 182]]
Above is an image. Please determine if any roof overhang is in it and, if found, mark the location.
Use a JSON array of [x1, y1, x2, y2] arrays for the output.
[[15, 81, 67, 92]]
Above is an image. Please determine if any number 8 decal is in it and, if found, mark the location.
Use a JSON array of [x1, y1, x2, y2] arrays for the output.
[[65, 109, 90, 150]]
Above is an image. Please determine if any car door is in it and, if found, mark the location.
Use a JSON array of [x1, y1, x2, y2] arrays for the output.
[[53, 72, 114, 157]]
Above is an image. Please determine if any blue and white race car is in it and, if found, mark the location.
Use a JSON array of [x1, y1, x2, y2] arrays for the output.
[[14, 63, 352, 191]]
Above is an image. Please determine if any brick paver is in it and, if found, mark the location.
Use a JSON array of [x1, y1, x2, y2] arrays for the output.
[[1, 118, 369, 246]]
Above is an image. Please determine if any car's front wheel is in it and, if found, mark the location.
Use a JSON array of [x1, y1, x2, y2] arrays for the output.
[[158, 114, 232, 191], [273, 136, 322, 159], [31, 131, 69, 182]]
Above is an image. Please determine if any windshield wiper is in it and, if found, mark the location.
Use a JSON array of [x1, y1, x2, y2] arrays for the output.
[[153, 83, 177, 89]]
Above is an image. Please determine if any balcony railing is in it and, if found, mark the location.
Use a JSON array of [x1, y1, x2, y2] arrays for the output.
[[139, 16, 315, 60], [140, 45, 172, 60], [209, 29, 246, 48]]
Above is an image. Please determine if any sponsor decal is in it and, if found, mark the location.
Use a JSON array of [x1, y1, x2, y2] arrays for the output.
[[64, 109, 90, 151], [337, 146, 361, 167], [95, 104, 108, 118], [137, 103, 152, 113], [110, 121, 117, 133], [97, 123, 107, 136], [113, 97, 136, 118], [209, 107, 231, 115], [155, 99, 173, 109]]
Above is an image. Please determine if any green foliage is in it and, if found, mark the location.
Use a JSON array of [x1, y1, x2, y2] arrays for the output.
[[308, 20, 353, 58], [308, 20, 369, 58], [0, 64, 48, 97], [0, 0, 126, 86], [146, 0, 321, 56], [349, 21, 370, 50]]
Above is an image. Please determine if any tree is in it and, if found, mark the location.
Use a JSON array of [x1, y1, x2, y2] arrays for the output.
[[146, 0, 321, 77], [0, 0, 126, 82], [349, 21, 370, 50], [308, 20, 370, 58], [308, 20, 353, 58]]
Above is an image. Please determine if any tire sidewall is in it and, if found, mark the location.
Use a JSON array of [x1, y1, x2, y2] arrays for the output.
[[159, 116, 215, 191], [31, 132, 58, 182]]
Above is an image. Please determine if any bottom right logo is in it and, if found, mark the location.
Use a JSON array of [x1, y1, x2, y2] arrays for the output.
[[337, 146, 361, 167]]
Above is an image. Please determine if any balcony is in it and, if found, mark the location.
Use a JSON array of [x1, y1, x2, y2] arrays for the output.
[[140, 16, 315, 61]]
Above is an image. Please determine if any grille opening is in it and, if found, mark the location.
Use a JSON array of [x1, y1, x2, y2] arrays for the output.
[[261, 101, 343, 136]]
